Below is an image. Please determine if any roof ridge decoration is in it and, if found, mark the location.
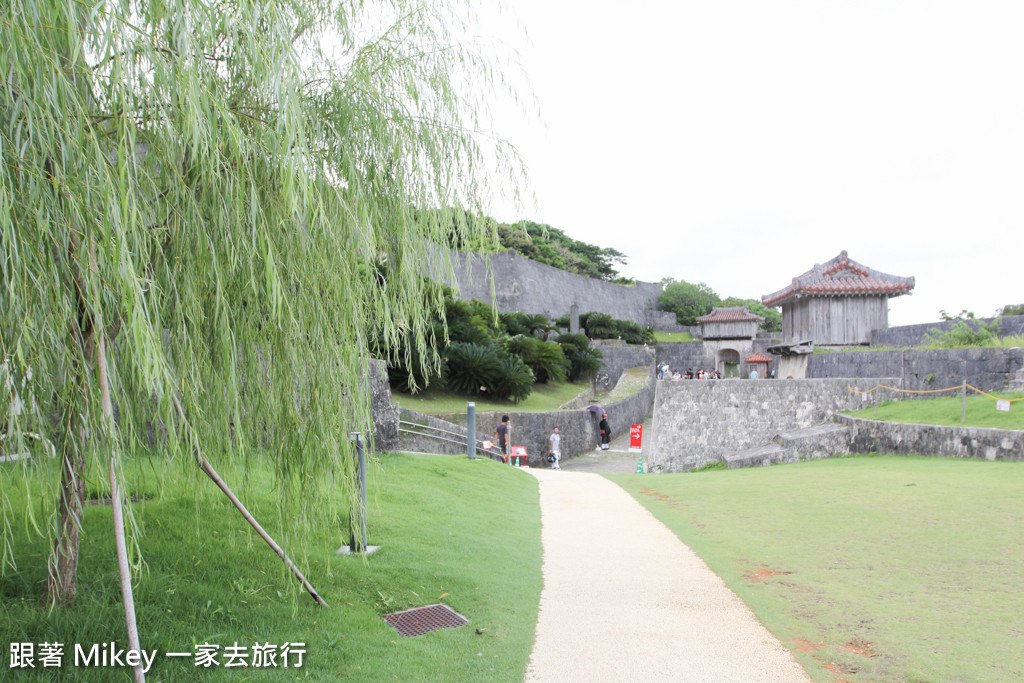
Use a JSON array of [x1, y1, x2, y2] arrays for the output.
[[761, 250, 915, 308]]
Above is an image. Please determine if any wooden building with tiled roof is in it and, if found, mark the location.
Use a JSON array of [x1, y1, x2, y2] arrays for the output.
[[696, 306, 764, 340], [761, 251, 915, 346]]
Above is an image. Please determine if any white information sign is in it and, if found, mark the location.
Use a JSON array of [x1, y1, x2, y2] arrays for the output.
[[996, 400, 1010, 412]]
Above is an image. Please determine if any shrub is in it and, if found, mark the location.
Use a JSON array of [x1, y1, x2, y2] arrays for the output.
[[613, 319, 652, 344], [442, 342, 501, 396], [504, 335, 568, 384], [374, 334, 441, 394], [925, 318, 1002, 348], [490, 357, 535, 403], [444, 298, 496, 345], [583, 312, 615, 339], [498, 311, 528, 337], [521, 313, 552, 339], [556, 333, 603, 381]]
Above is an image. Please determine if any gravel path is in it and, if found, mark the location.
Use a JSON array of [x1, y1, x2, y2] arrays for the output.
[[523, 468, 810, 682]]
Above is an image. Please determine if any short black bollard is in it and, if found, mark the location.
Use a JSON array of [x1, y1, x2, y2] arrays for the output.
[[350, 433, 367, 553]]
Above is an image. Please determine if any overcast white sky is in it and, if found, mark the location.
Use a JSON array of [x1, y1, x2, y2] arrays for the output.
[[477, 1, 1024, 327]]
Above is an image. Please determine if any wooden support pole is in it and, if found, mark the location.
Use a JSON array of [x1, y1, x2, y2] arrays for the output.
[[198, 456, 329, 607], [93, 242, 145, 683], [961, 381, 967, 423], [171, 394, 327, 606]]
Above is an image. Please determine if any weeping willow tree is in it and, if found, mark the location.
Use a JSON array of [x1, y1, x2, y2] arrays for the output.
[[0, 0, 521, 612]]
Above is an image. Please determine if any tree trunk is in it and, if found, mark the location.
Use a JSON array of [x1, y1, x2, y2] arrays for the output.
[[47, 436, 86, 605], [46, 229, 93, 605]]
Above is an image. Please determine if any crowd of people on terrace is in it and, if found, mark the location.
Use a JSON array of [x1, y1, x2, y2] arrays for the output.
[[656, 363, 720, 381]]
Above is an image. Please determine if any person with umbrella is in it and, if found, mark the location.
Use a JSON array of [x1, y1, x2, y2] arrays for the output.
[[599, 413, 611, 451]]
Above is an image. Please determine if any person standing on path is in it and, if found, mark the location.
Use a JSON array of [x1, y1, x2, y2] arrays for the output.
[[548, 427, 561, 469], [599, 414, 611, 451], [495, 415, 510, 463]]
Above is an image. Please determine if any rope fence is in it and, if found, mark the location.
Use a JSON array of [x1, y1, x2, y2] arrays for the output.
[[848, 383, 1024, 402], [848, 382, 1024, 423]]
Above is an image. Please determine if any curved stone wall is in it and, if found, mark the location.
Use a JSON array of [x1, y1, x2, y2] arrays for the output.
[[427, 244, 665, 326]]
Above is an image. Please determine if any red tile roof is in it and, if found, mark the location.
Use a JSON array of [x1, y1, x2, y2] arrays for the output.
[[744, 353, 773, 363], [696, 306, 765, 323], [761, 251, 915, 307]]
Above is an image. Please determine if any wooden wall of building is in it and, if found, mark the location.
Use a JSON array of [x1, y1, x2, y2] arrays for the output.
[[700, 321, 759, 340], [781, 296, 888, 345]]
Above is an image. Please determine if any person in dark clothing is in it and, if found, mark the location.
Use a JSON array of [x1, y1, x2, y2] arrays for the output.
[[495, 415, 510, 462], [599, 414, 611, 450]]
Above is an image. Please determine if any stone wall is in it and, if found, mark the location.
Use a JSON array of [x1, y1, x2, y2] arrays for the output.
[[653, 342, 707, 375], [836, 414, 1024, 461], [591, 342, 656, 391], [427, 245, 664, 325], [397, 365, 656, 467], [645, 311, 699, 334], [870, 315, 1024, 347], [804, 347, 1024, 394], [650, 378, 893, 472], [654, 340, 780, 377], [395, 407, 478, 457]]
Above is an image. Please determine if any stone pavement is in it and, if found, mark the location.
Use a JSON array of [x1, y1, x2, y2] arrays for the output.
[[559, 418, 652, 474], [523, 467, 810, 682]]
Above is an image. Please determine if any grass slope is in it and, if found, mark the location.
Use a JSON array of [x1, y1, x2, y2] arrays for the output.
[[393, 379, 588, 415], [652, 332, 693, 342], [610, 456, 1024, 682], [847, 392, 1024, 429], [1, 453, 541, 681]]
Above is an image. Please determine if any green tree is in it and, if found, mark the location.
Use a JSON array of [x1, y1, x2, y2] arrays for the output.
[[496, 221, 628, 281], [721, 297, 783, 333], [998, 304, 1024, 316], [659, 279, 722, 326], [1, 0, 521, 612]]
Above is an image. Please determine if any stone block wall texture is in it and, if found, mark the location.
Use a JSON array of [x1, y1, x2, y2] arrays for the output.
[[396, 365, 656, 467], [653, 342, 707, 375], [835, 414, 1024, 461], [650, 378, 893, 473], [644, 311, 700, 334], [426, 244, 664, 325], [590, 342, 656, 391], [654, 339, 780, 377], [804, 347, 1024, 394], [395, 407, 475, 456], [869, 315, 1024, 347]]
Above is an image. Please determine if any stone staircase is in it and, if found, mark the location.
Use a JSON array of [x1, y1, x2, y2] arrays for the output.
[[723, 422, 851, 469]]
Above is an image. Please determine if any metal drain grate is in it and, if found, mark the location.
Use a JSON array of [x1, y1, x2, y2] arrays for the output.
[[382, 603, 469, 637]]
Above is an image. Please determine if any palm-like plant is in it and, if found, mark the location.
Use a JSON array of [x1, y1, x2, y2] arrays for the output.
[[442, 342, 501, 396], [491, 357, 535, 403], [584, 312, 616, 339]]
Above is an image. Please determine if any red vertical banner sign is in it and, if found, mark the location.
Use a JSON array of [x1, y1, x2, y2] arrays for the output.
[[629, 424, 643, 453]]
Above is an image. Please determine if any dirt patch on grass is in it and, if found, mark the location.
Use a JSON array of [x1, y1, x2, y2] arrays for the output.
[[791, 638, 824, 653], [822, 659, 859, 675], [839, 639, 877, 658], [639, 487, 668, 500], [743, 567, 793, 582]]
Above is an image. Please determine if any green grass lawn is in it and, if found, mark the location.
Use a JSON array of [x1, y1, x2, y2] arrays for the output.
[[610, 456, 1024, 682], [0, 453, 542, 681], [653, 331, 693, 342], [846, 392, 1024, 429], [393, 379, 588, 415]]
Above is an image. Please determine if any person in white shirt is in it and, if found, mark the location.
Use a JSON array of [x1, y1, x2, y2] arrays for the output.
[[549, 427, 561, 469]]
